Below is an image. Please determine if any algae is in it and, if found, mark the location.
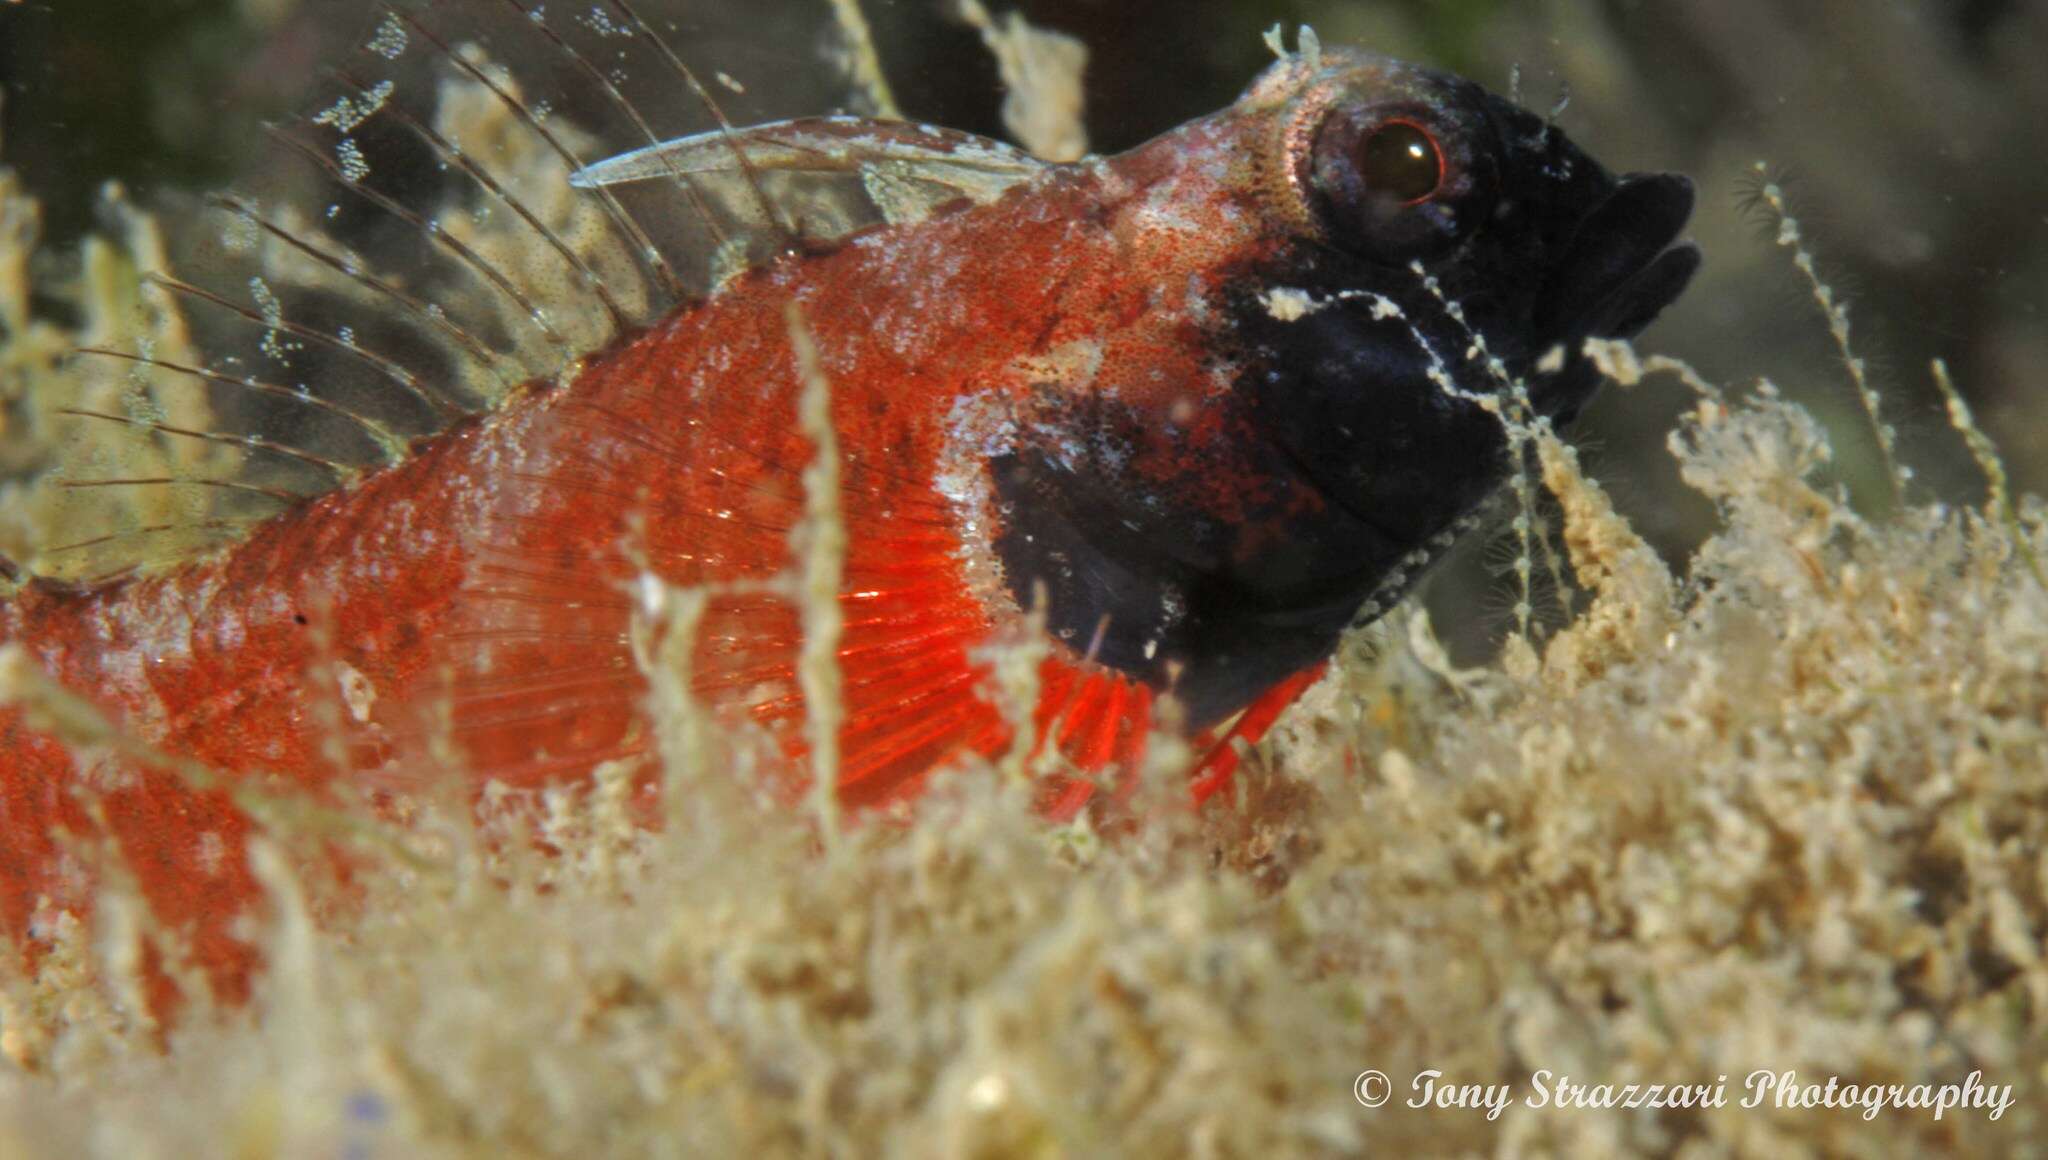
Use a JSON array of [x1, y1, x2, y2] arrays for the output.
[[2, 2, 2046, 1157]]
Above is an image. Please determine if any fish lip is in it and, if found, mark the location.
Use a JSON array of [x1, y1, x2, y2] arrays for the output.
[[1591, 237, 1701, 339], [1542, 172, 1700, 341]]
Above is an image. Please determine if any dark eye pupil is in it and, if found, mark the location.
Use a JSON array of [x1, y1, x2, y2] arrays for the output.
[[1360, 122, 1441, 204]]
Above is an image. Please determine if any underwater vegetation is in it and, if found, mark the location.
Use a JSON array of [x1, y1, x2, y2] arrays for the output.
[[1, 0, 2045, 1156]]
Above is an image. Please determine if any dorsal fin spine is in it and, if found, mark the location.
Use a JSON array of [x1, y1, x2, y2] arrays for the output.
[[72, 346, 409, 462], [58, 477, 301, 504], [326, 66, 634, 335], [56, 408, 355, 477], [261, 123, 573, 356], [393, 7, 688, 303], [601, 0, 799, 247], [206, 194, 508, 404], [144, 273, 449, 423], [495, 0, 736, 256]]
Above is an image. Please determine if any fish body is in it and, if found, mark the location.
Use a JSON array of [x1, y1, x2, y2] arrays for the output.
[[0, 43, 1696, 1002]]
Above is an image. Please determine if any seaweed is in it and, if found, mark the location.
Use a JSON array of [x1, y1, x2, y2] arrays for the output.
[[2, 3, 2045, 1156]]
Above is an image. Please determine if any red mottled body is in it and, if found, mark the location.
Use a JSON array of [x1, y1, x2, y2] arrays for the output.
[[0, 105, 1283, 997]]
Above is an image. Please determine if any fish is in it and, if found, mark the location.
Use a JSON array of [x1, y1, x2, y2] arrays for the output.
[[0, 5, 1697, 1011]]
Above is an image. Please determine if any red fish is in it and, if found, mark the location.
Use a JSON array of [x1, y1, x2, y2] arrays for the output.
[[0, 9, 1696, 1008]]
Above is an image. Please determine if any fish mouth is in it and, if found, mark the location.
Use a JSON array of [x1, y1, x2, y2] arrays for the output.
[[1537, 172, 1702, 343]]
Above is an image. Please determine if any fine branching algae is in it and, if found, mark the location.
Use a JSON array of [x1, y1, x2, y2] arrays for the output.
[[1, 4, 2044, 1157]]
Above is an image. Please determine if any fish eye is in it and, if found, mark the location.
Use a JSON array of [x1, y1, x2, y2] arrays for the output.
[[1302, 103, 1484, 264], [1359, 120, 1443, 205]]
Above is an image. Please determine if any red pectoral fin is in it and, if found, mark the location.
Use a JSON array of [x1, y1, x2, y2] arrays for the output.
[[1032, 664, 1157, 821], [1189, 661, 1328, 804]]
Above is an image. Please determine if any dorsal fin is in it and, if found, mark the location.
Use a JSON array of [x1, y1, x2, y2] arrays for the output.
[[4, 1, 913, 581]]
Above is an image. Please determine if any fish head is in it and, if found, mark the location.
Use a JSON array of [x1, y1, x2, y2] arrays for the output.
[[1228, 47, 1700, 547], [978, 46, 1702, 723]]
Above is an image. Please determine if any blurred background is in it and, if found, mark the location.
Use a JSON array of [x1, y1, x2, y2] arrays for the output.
[[3, 0, 2044, 657]]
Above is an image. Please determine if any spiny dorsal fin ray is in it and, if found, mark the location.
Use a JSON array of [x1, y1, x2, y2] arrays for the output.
[[601, 0, 799, 246], [24, 0, 878, 579], [72, 346, 410, 463], [324, 63, 635, 334], [260, 122, 576, 357]]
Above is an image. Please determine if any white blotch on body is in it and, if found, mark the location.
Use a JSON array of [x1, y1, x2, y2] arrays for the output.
[[336, 662, 377, 725]]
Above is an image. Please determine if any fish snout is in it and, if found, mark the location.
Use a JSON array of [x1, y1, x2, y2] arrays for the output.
[[1539, 172, 1701, 343]]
